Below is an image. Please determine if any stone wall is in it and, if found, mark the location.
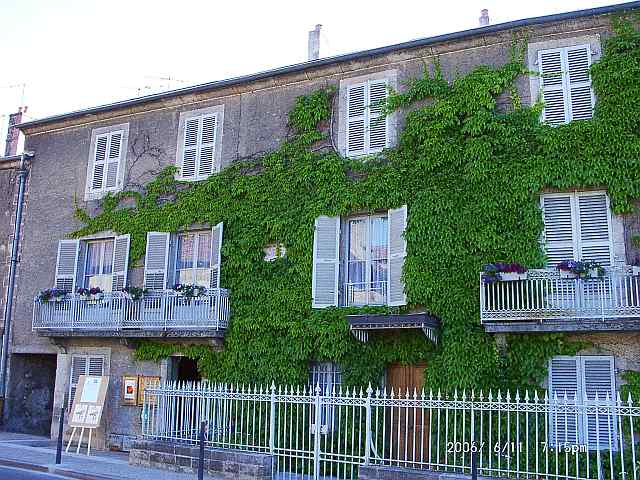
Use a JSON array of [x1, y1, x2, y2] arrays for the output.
[[359, 465, 493, 480], [129, 439, 273, 479]]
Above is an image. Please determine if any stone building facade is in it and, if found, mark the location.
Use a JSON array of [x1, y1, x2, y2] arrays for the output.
[[6, 2, 640, 450]]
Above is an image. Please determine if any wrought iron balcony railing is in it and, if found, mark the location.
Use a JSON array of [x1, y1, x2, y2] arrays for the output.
[[343, 281, 388, 307], [480, 268, 640, 331], [32, 289, 230, 334]]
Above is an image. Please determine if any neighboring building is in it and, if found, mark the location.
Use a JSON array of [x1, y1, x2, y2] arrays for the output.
[[6, 2, 640, 451]]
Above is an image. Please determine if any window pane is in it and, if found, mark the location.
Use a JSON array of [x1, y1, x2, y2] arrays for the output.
[[194, 269, 210, 288], [177, 269, 195, 285], [85, 243, 101, 276], [197, 233, 211, 268], [370, 216, 388, 260], [177, 234, 195, 269], [102, 240, 114, 274], [348, 219, 367, 262]]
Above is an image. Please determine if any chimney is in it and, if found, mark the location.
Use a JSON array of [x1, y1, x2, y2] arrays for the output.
[[4, 107, 25, 157], [479, 9, 490, 27], [308, 24, 322, 61]]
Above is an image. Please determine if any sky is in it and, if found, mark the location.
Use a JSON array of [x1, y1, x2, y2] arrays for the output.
[[0, 0, 631, 134]]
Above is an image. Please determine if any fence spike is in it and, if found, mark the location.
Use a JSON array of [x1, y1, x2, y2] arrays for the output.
[[367, 383, 373, 396], [515, 390, 520, 402], [413, 388, 418, 400]]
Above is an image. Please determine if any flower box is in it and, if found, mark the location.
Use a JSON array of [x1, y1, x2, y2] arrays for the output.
[[587, 268, 603, 279], [559, 270, 578, 279], [499, 272, 527, 281]]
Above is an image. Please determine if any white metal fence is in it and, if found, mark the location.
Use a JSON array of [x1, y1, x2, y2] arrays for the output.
[[480, 268, 640, 324], [142, 382, 640, 480], [32, 289, 230, 332]]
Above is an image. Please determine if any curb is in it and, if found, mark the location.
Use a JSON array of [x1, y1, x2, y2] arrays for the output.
[[0, 457, 117, 480]]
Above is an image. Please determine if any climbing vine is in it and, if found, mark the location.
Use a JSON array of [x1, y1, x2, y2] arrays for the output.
[[74, 19, 640, 392]]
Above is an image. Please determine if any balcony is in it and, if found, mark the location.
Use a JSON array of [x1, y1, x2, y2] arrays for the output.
[[33, 289, 230, 337], [480, 268, 640, 332]]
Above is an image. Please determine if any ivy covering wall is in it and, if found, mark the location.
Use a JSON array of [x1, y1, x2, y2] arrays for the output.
[[74, 19, 640, 392]]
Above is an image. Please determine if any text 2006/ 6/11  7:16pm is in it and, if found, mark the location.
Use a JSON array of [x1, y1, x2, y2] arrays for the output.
[[446, 442, 588, 455]]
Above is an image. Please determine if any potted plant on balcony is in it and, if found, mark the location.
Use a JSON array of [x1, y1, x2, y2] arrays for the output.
[[173, 284, 207, 301], [482, 262, 528, 283], [122, 286, 148, 301], [37, 288, 67, 304], [77, 287, 104, 303], [556, 260, 605, 280]]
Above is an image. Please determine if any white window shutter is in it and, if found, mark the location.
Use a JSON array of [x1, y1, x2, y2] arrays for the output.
[[312, 216, 340, 308], [105, 131, 123, 189], [210, 222, 223, 289], [581, 356, 616, 449], [347, 84, 366, 157], [549, 356, 581, 446], [88, 356, 105, 376], [68, 356, 87, 408], [181, 118, 199, 179], [111, 234, 130, 291], [576, 193, 612, 266], [199, 115, 217, 177], [91, 135, 108, 191], [368, 80, 388, 152], [541, 195, 577, 267], [539, 49, 568, 125], [566, 45, 594, 121], [144, 232, 171, 290], [55, 240, 81, 292], [387, 205, 407, 307]]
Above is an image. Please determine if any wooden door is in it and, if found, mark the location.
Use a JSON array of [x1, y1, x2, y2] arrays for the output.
[[386, 363, 429, 465]]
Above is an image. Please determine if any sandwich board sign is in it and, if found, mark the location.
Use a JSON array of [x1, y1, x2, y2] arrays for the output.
[[66, 375, 109, 455]]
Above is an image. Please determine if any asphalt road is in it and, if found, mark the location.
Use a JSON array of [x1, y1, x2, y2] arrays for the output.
[[0, 465, 76, 479]]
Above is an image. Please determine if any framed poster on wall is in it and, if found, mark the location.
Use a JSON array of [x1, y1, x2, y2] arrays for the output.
[[122, 375, 139, 405], [137, 376, 161, 406]]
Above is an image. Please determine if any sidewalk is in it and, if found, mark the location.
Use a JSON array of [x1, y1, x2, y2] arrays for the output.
[[0, 431, 213, 479]]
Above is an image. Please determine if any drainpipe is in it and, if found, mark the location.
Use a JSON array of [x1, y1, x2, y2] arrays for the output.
[[0, 151, 33, 401]]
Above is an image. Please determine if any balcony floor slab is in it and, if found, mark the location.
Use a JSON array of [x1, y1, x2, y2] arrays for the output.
[[34, 328, 225, 338], [483, 317, 640, 333]]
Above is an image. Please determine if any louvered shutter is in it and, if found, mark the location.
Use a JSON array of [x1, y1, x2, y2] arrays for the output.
[[91, 135, 108, 191], [566, 45, 594, 121], [210, 222, 223, 289], [105, 131, 123, 189], [347, 84, 366, 156], [387, 205, 407, 306], [68, 355, 87, 408], [549, 357, 581, 447], [368, 80, 388, 152], [181, 118, 199, 179], [199, 115, 217, 178], [55, 240, 81, 292], [144, 232, 171, 290], [111, 234, 130, 291], [69, 356, 105, 409], [581, 356, 616, 450], [542, 195, 577, 267], [539, 49, 567, 126], [576, 193, 612, 266], [312, 216, 340, 308]]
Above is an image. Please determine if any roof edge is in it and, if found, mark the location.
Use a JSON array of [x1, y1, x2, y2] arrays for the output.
[[18, 1, 640, 131]]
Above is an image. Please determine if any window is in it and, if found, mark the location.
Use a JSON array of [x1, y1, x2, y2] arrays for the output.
[[339, 71, 397, 158], [537, 45, 594, 125], [68, 355, 104, 408], [143, 223, 223, 291], [345, 214, 389, 306], [175, 231, 212, 287], [312, 206, 406, 308], [309, 362, 342, 433], [54, 236, 130, 293], [84, 239, 114, 291], [85, 124, 129, 200], [549, 356, 616, 449], [177, 106, 224, 181], [541, 192, 612, 267]]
